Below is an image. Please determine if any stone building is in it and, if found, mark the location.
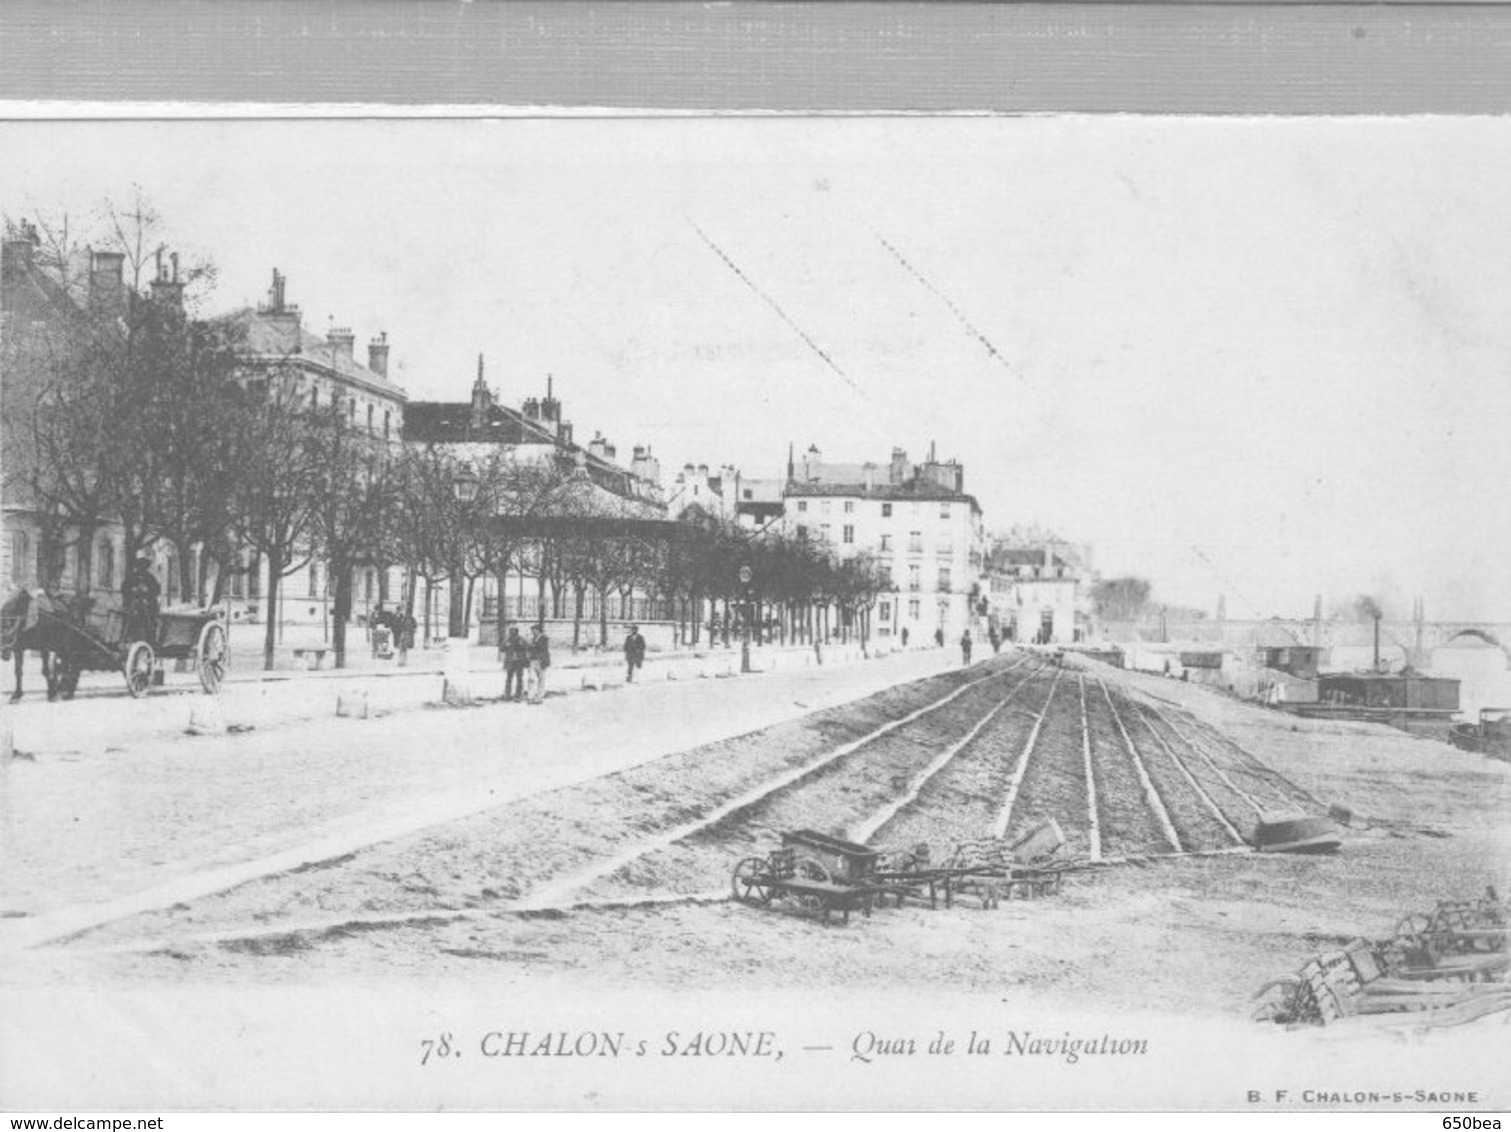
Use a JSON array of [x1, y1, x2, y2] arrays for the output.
[[776, 442, 988, 641]]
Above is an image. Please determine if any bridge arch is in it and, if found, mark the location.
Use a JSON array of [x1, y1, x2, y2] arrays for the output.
[[1440, 628, 1511, 666]]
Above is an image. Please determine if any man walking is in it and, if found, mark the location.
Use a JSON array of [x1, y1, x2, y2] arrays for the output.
[[988, 626, 1001, 655], [527, 623, 551, 705], [501, 626, 528, 701], [124, 556, 161, 643], [623, 624, 646, 683], [960, 630, 973, 666]]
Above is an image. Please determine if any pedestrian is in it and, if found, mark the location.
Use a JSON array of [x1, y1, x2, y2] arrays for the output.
[[960, 630, 973, 665], [900, 627, 909, 648], [398, 609, 417, 667], [988, 626, 1001, 655], [371, 604, 393, 659], [934, 627, 944, 648], [527, 623, 551, 704], [501, 626, 528, 701], [623, 623, 646, 684], [124, 555, 161, 643]]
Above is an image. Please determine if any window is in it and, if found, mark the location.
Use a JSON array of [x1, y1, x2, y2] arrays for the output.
[[796, 524, 808, 540], [743, 489, 753, 500], [820, 500, 831, 515], [908, 599, 920, 620], [97, 539, 115, 590], [937, 600, 949, 626], [349, 398, 357, 420], [311, 385, 320, 409], [248, 554, 261, 599], [309, 560, 322, 599], [908, 564, 921, 592], [383, 410, 391, 438], [367, 404, 374, 432], [881, 503, 892, 518], [842, 525, 854, 544], [937, 538, 953, 557], [796, 501, 808, 513], [938, 567, 952, 592], [879, 534, 892, 552], [9, 531, 29, 585], [843, 500, 854, 513], [908, 531, 922, 553], [879, 601, 891, 622], [940, 502, 951, 520], [819, 523, 831, 542]]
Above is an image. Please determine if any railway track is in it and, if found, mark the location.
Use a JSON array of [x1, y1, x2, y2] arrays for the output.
[[52, 654, 1337, 955]]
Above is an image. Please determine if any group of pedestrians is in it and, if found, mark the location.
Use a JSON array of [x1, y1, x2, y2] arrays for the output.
[[496, 623, 647, 704], [498, 624, 555, 704]]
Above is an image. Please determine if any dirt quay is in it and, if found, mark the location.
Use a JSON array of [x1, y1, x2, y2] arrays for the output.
[[66, 654, 1033, 950]]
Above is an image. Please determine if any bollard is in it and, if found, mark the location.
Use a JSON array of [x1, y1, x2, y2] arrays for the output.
[[336, 691, 369, 720], [187, 697, 228, 735]]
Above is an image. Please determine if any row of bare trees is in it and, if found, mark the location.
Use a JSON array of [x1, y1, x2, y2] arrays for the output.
[[4, 206, 890, 672]]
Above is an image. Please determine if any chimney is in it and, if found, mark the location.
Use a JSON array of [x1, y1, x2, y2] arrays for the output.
[[327, 326, 356, 358], [471, 354, 490, 430], [804, 444, 820, 482], [889, 447, 908, 485], [697, 463, 709, 478], [149, 247, 184, 306], [1312, 594, 1323, 648], [588, 432, 608, 461], [559, 421, 573, 446], [863, 462, 876, 492], [1373, 613, 1382, 672], [522, 397, 541, 421], [367, 332, 390, 378], [541, 374, 561, 424], [682, 463, 695, 479], [631, 446, 661, 486], [88, 248, 126, 310], [262, 268, 301, 331], [2, 219, 39, 288]]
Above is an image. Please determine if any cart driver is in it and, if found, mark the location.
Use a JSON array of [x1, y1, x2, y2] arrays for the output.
[[124, 555, 161, 643]]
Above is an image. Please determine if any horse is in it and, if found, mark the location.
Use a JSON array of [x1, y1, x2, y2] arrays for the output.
[[0, 589, 61, 701]]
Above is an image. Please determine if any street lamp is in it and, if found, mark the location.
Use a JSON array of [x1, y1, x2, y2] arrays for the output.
[[442, 466, 480, 705], [738, 564, 753, 674], [452, 467, 480, 505]]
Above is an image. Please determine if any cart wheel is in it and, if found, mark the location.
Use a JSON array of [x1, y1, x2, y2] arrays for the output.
[[196, 620, 227, 694], [788, 857, 831, 910], [124, 642, 156, 698], [731, 858, 774, 906]]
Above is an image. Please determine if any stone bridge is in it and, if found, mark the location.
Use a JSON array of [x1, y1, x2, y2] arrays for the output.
[[1100, 619, 1511, 664]]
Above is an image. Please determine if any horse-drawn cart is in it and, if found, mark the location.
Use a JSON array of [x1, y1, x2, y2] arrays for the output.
[[2, 590, 227, 700]]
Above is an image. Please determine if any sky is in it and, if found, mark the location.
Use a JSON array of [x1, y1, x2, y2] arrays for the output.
[[3, 115, 1509, 622]]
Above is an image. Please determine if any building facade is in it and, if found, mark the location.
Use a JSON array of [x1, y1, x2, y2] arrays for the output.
[[984, 543, 1085, 644], [219, 269, 410, 627], [402, 366, 669, 642], [773, 443, 988, 641]]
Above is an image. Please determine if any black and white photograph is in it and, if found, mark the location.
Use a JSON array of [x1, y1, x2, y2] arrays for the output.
[[1, 29, 1509, 1116]]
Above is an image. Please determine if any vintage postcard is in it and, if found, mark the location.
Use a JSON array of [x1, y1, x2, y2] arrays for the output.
[[1, 108, 1508, 1114]]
